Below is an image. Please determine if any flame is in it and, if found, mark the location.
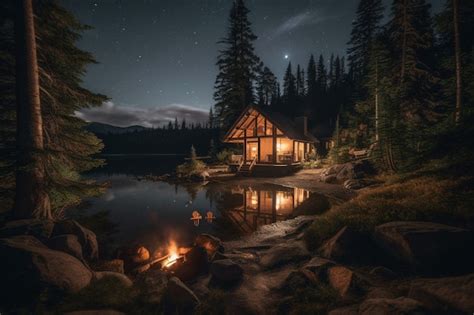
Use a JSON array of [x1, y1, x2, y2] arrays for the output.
[[163, 240, 180, 268]]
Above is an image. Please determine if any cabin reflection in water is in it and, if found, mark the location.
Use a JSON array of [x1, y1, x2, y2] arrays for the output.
[[223, 186, 311, 233]]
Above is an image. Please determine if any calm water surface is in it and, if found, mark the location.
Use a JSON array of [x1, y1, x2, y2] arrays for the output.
[[74, 155, 313, 256]]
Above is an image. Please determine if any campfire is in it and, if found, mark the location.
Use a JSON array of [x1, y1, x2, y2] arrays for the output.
[[151, 240, 190, 271]]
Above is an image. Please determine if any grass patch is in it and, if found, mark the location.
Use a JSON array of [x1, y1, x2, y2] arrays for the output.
[[304, 174, 474, 250], [277, 283, 339, 315]]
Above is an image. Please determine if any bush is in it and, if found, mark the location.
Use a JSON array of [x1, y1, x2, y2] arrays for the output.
[[216, 148, 235, 164], [176, 145, 207, 178]]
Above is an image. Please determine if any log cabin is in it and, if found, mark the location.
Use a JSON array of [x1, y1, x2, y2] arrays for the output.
[[223, 105, 318, 176]]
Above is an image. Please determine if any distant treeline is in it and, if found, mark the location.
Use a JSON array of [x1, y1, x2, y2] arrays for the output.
[[95, 127, 220, 155]]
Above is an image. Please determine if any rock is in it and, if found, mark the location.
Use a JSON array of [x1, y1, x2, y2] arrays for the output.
[[259, 242, 311, 269], [0, 219, 54, 241], [165, 277, 200, 312], [302, 256, 335, 277], [0, 235, 92, 305], [64, 311, 125, 315], [94, 271, 133, 288], [292, 193, 331, 216], [336, 163, 358, 181], [366, 287, 398, 299], [374, 221, 474, 274], [210, 259, 243, 285], [322, 164, 345, 176], [174, 246, 209, 281], [93, 259, 124, 274], [135, 268, 168, 305], [320, 226, 378, 265], [359, 297, 428, 315], [328, 305, 359, 315], [195, 233, 224, 258], [343, 179, 365, 190], [327, 266, 360, 298], [408, 273, 474, 314], [190, 171, 210, 181], [280, 269, 318, 292], [116, 245, 150, 272], [321, 174, 337, 184], [47, 234, 84, 262], [53, 220, 99, 261], [369, 266, 397, 280]]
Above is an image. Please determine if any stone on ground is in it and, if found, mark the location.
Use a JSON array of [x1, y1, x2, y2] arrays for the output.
[[0, 219, 54, 241], [0, 235, 92, 305], [302, 256, 335, 277], [359, 297, 428, 315], [327, 266, 360, 298], [53, 220, 99, 261], [259, 241, 310, 269], [195, 233, 224, 258], [408, 273, 474, 314], [94, 271, 133, 288], [374, 221, 473, 274], [93, 259, 124, 274], [320, 226, 378, 264], [134, 268, 168, 305], [47, 234, 84, 262], [280, 269, 318, 292], [210, 259, 243, 284], [165, 277, 200, 311]]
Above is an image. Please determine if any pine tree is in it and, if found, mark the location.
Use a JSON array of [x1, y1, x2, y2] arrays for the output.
[[181, 118, 187, 130], [316, 55, 327, 95], [281, 62, 297, 115], [208, 107, 214, 129], [0, 0, 107, 214], [306, 54, 317, 97], [256, 65, 278, 106], [174, 117, 179, 130], [347, 0, 384, 94], [214, 0, 260, 129]]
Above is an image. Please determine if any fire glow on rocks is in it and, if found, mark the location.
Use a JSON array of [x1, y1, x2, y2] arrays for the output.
[[160, 240, 189, 270]]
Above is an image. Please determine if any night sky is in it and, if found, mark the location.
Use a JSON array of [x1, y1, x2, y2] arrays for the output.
[[63, 0, 443, 128]]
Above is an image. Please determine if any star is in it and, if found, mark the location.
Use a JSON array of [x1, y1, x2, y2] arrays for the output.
[[284, 54, 289, 60]]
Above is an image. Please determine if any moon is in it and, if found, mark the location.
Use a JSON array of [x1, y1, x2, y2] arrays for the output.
[[284, 54, 289, 59]]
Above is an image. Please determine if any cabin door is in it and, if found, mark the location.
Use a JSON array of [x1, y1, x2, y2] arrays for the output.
[[246, 141, 258, 162]]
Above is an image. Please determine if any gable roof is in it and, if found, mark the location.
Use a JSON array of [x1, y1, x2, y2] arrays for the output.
[[224, 105, 319, 143]]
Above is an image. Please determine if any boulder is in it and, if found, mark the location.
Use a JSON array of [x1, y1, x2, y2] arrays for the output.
[[0, 219, 54, 241], [343, 179, 365, 190], [408, 273, 474, 314], [0, 236, 92, 305], [93, 259, 124, 274], [322, 164, 345, 176], [369, 266, 397, 280], [165, 277, 200, 312], [195, 234, 224, 258], [53, 220, 99, 261], [319, 226, 378, 265], [135, 268, 168, 305], [47, 234, 84, 262], [359, 297, 428, 315], [321, 174, 337, 184], [94, 271, 133, 288], [190, 171, 210, 182], [210, 259, 243, 285], [116, 245, 150, 272], [336, 163, 358, 181], [366, 287, 398, 299], [280, 269, 318, 293], [302, 256, 335, 278], [374, 221, 474, 274], [174, 246, 209, 281], [259, 242, 311, 269], [327, 266, 360, 298]]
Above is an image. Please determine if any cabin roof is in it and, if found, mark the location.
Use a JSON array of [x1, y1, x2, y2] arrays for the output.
[[224, 105, 319, 143]]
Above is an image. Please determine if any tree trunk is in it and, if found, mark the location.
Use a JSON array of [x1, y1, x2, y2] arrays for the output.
[[13, 0, 51, 219], [453, 0, 462, 124]]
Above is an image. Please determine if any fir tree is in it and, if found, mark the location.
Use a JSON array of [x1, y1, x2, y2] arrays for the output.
[[256, 65, 278, 106], [213, 0, 260, 129], [281, 62, 297, 115], [181, 118, 187, 130], [347, 0, 384, 93]]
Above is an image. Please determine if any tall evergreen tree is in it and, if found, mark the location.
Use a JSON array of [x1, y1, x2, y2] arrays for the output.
[[213, 0, 260, 129], [347, 0, 385, 97], [281, 62, 297, 115], [256, 65, 278, 106], [0, 0, 107, 214], [316, 55, 328, 95]]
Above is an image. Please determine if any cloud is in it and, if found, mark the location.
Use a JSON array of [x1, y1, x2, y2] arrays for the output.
[[270, 10, 337, 39], [76, 101, 208, 128]]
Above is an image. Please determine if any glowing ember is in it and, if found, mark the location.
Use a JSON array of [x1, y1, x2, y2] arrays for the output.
[[162, 240, 182, 268]]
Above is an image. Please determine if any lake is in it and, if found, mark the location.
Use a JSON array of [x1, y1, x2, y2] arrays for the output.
[[73, 155, 314, 257]]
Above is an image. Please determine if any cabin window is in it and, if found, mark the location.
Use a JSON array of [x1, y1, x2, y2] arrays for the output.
[[256, 116, 265, 136], [276, 138, 293, 163], [266, 121, 273, 136], [276, 128, 284, 135], [260, 138, 273, 163]]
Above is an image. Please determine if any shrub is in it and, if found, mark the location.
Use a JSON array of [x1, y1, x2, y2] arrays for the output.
[[176, 145, 207, 178], [216, 148, 235, 164]]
